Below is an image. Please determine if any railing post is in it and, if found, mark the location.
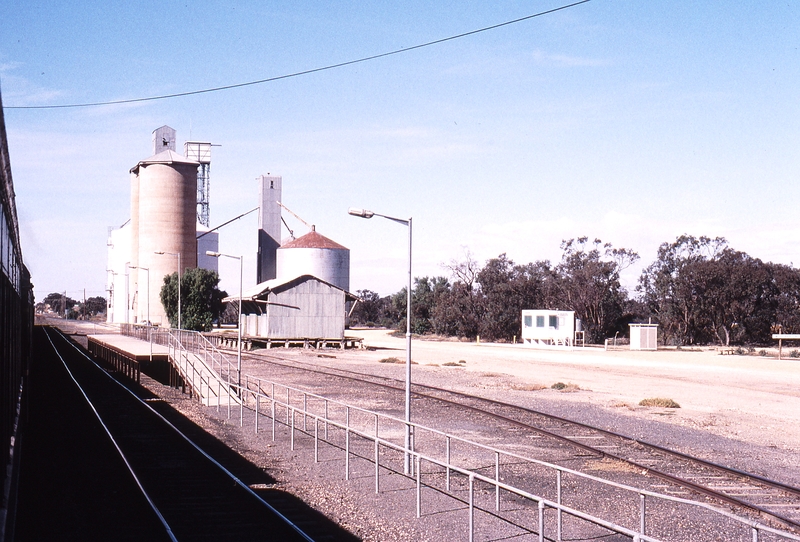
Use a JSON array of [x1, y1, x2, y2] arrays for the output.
[[271, 397, 276, 441], [410, 426, 415, 476], [374, 439, 380, 494], [640, 493, 646, 536], [255, 391, 260, 434], [240, 381, 244, 427], [226, 349, 231, 418], [286, 387, 290, 425], [290, 407, 295, 450], [752, 526, 759, 541], [416, 455, 421, 518], [303, 392, 307, 431], [315, 417, 319, 463], [374, 414, 380, 494], [324, 399, 329, 440], [446, 436, 451, 491], [345, 406, 350, 481], [557, 470, 563, 542], [495, 451, 500, 511], [538, 500, 545, 542], [468, 474, 475, 542], [217, 378, 221, 412]]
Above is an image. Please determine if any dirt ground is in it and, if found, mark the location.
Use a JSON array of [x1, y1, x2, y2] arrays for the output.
[[343, 330, 800, 452], [51, 320, 800, 540]]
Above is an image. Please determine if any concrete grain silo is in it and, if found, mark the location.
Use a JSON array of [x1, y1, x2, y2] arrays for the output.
[[130, 133, 199, 326], [257, 175, 282, 283], [276, 227, 350, 292]]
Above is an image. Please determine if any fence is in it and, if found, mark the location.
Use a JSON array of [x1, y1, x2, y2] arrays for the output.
[[121, 324, 800, 541]]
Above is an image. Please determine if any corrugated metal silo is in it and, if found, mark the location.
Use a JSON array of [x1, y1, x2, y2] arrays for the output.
[[276, 227, 350, 292]]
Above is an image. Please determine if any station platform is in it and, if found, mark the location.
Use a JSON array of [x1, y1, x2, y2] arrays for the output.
[[87, 333, 169, 361], [86, 334, 169, 383]]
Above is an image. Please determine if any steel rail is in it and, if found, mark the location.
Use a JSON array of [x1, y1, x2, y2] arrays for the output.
[[228, 368, 799, 541], [243, 349, 800, 533], [52, 327, 315, 542], [116, 329, 800, 541], [42, 328, 178, 542]]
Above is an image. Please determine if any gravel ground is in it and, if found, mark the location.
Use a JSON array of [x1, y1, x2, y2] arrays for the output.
[[52, 320, 800, 540]]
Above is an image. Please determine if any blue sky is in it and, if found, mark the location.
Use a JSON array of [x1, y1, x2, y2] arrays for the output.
[[1, 1, 799, 299]]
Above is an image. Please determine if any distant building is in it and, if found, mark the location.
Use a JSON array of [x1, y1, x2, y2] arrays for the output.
[[521, 310, 582, 348], [277, 227, 350, 292], [257, 175, 282, 283], [229, 274, 357, 340], [107, 126, 218, 326], [629, 323, 658, 350], [196, 223, 219, 274]]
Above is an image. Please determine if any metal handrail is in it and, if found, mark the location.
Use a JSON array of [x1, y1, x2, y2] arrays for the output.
[[233, 375, 800, 542], [124, 325, 799, 541], [122, 324, 238, 391], [167, 334, 220, 405]]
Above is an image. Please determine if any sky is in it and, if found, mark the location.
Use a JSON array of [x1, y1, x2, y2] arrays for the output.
[[1, 1, 799, 300]]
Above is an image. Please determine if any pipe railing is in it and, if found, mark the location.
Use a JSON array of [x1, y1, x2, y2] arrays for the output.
[[120, 325, 800, 541], [122, 324, 239, 388], [229, 375, 799, 542]]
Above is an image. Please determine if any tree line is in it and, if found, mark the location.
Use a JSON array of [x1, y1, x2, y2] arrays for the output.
[[350, 235, 800, 346], [37, 292, 107, 319]]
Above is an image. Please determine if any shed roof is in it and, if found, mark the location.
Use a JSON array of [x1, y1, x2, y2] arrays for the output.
[[281, 230, 348, 250], [224, 273, 357, 303], [130, 149, 199, 174]]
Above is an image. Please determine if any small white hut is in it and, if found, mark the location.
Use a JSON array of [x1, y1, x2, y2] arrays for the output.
[[521, 310, 581, 348], [629, 323, 658, 351]]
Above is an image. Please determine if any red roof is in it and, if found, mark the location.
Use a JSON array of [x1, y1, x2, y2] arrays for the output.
[[281, 230, 348, 250]]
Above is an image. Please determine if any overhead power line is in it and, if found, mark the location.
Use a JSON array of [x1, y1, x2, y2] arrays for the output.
[[4, 0, 590, 110]]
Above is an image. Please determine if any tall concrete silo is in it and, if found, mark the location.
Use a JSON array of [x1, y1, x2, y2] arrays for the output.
[[196, 222, 219, 274], [276, 226, 350, 292], [130, 144, 199, 326], [257, 175, 282, 283]]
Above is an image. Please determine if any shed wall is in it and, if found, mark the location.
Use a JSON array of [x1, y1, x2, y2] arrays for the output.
[[254, 279, 345, 339]]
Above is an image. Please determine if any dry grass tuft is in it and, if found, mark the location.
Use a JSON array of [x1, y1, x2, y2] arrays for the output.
[[609, 400, 633, 409], [378, 357, 417, 365], [639, 397, 681, 408], [442, 361, 463, 367], [510, 382, 548, 391], [551, 382, 581, 392]]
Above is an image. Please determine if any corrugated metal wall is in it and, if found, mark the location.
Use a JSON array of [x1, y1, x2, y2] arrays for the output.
[[257, 278, 345, 339]]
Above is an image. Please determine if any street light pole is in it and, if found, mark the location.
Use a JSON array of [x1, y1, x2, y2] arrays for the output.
[[206, 251, 243, 392], [348, 207, 413, 474], [155, 251, 182, 330]]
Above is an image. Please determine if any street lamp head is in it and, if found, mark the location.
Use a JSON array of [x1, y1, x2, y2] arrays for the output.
[[206, 251, 221, 257], [154, 251, 165, 255], [348, 208, 374, 219]]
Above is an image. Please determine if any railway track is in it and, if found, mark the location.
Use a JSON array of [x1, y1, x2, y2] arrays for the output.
[[236, 348, 800, 535], [16, 327, 320, 542]]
